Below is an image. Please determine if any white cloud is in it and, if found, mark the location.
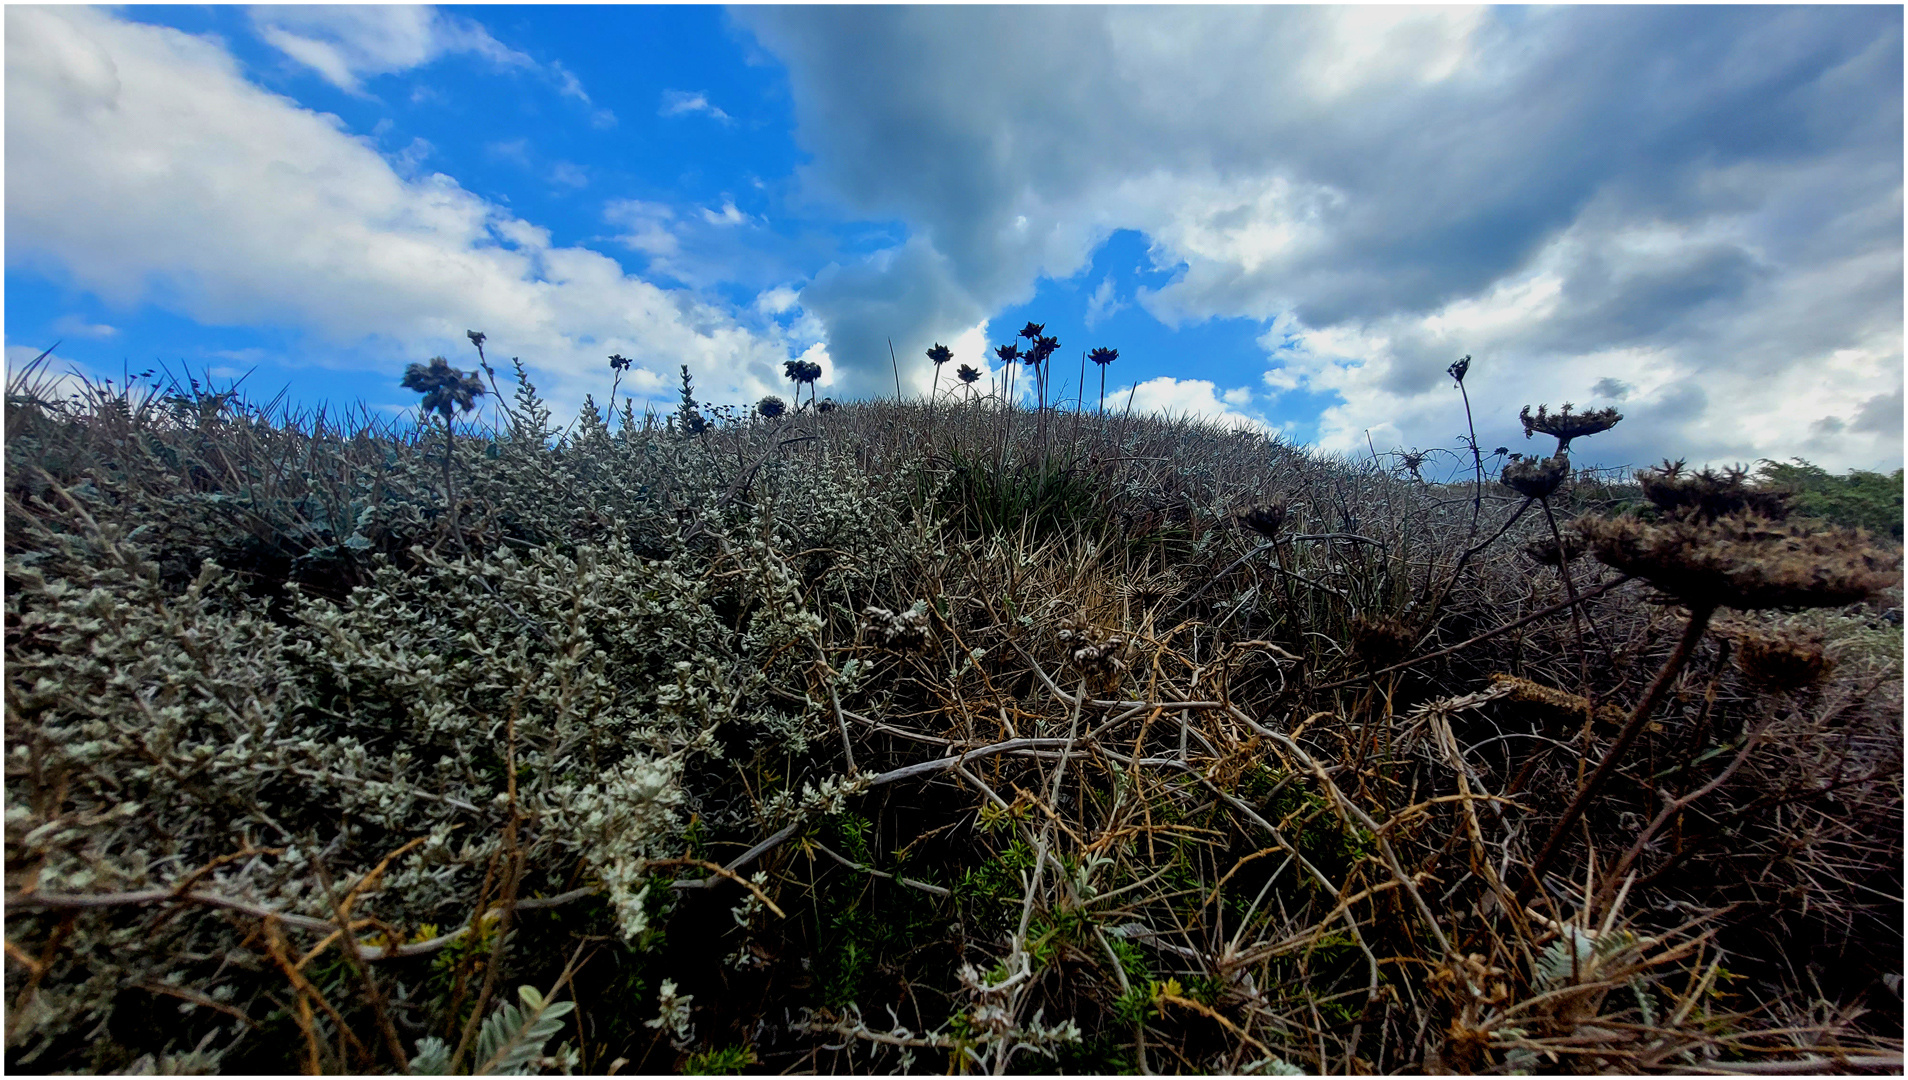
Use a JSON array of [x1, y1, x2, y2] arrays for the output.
[[248, 6, 533, 95], [549, 162, 589, 190], [1117, 376, 1271, 431], [1083, 275, 1125, 329], [736, 6, 1902, 470], [700, 198, 749, 227], [659, 90, 733, 124], [603, 199, 680, 258], [7, 7, 809, 426], [50, 315, 120, 339]]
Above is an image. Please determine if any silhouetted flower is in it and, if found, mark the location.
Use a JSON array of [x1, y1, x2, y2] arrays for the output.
[[466, 330, 486, 348], [1447, 354, 1470, 385], [757, 395, 786, 418], [402, 356, 486, 422], [1018, 322, 1046, 341], [1500, 453, 1569, 499], [1520, 402, 1622, 454], [609, 353, 633, 372], [1089, 347, 1118, 367], [927, 343, 953, 366], [957, 364, 982, 385], [995, 343, 1021, 364]]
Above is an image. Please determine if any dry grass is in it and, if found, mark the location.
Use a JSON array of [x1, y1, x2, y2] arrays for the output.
[[4, 355, 1900, 1074]]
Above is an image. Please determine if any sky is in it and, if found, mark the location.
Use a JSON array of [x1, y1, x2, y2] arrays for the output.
[[6, 4, 1903, 476]]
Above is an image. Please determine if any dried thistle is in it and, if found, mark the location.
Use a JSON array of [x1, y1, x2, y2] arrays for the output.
[[957, 363, 982, 385], [756, 395, 786, 419], [1520, 402, 1621, 454], [401, 356, 486, 423], [1499, 453, 1569, 499]]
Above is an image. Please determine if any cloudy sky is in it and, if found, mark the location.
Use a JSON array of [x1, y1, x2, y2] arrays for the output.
[[7, 5, 1902, 473]]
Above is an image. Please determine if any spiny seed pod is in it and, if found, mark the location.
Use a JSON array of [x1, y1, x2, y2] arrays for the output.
[[1500, 453, 1569, 499], [860, 602, 930, 651], [1727, 626, 1835, 692], [1240, 502, 1287, 540], [1520, 403, 1622, 454]]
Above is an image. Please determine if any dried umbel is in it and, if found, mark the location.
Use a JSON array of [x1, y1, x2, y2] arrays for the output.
[[1520, 403, 1621, 453], [1500, 453, 1569, 499], [1522, 532, 1588, 567], [1351, 615, 1415, 667], [1239, 501, 1288, 540], [861, 601, 931, 651], [1725, 624, 1836, 692], [1574, 512, 1900, 611], [1637, 460, 1790, 524]]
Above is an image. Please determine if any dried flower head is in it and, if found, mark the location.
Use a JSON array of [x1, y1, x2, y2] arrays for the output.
[[1057, 627, 1130, 676], [995, 343, 1021, 365], [1732, 626, 1835, 692], [1500, 453, 1569, 499], [1574, 511, 1900, 611], [609, 353, 633, 372], [1239, 502, 1287, 540], [1488, 673, 1625, 728], [1522, 532, 1588, 567], [1018, 322, 1046, 341], [466, 330, 486, 348], [1637, 460, 1790, 524], [957, 363, 982, 385], [1089, 347, 1119, 367], [927, 343, 953, 367], [401, 356, 486, 422], [757, 395, 786, 419], [1520, 403, 1622, 453], [1351, 615, 1415, 667], [816, 397, 837, 413], [861, 601, 931, 651], [1447, 354, 1470, 385]]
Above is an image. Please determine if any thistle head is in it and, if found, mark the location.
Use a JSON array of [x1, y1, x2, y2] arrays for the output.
[[1018, 322, 1046, 341], [756, 395, 786, 418], [1089, 347, 1118, 367], [927, 343, 953, 367], [609, 353, 633, 372], [1447, 354, 1470, 385], [1239, 502, 1287, 540], [957, 363, 982, 385], [995, 343, 1021, 364], [466, 330, 486, 348], [402, 356, 487, 422]]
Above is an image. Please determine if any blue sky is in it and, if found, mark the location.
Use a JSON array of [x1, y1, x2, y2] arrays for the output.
[[7, 5, 1902, 475]]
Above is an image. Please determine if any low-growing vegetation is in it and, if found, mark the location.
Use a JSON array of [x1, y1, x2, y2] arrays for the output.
[[5, 337, 1901, 1074]]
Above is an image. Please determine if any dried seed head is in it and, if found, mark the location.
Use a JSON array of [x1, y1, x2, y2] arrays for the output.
[[1637, 460, 1791, 524], [1725, 624, 1835, 692], [1574, 510, 1900, 611], [1520, 403, 1622, 453], [1351, 615, 1415, 667], [1489, 674, 1626, 727], [1239, 502, 1288, 540], [1522, 532, 1588, 567], [1500, 453, 1569, 499], [756, 395, 786, 418], [1059, 629, 1130, 676]]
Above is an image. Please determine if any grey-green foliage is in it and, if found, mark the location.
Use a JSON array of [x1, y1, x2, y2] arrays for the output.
[[3, 480, 880, 1061], [408, 985, 574, 1076]]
